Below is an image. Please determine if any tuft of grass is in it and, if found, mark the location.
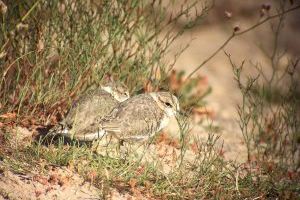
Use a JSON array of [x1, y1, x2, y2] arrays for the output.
[[3, 119, 299, 199], [224, 1, 300, 197], [0, 0, 211, 126]]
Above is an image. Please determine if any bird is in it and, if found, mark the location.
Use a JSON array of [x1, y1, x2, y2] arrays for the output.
[[71, 92, 180, 143], [48, 80, 130, 138]]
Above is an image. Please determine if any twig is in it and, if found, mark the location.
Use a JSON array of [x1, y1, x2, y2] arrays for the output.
[[235, 166, 241, 196], [158, 169, 184, 199], [251, 195, 264, 200], [184, 4, 300, 81], [21, 0, 41, 22], [185, 33, 234, 81]]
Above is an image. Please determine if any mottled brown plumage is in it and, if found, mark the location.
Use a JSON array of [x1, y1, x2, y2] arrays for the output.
[[48, 81, 129, 137], [64, 89, 120, 131], [73, 92, 180, 142]]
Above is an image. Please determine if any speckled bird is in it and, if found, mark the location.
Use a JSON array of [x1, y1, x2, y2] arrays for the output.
[[49, 81, 130, 137], [72, 92, 180, 142]]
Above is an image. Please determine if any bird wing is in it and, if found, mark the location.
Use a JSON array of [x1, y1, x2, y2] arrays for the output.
[[48, 89, 119, 141], [64, 89, 118, 130], [100, 94, 164, 141], [70, 94, 164, 142]]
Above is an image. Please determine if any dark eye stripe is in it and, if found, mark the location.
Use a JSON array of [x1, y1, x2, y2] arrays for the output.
[[158, 95, 174, 107], [165, 102, 172, 107]]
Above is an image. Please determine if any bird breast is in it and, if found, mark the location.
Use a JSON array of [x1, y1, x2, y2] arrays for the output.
[[157, 114, 170, 132]]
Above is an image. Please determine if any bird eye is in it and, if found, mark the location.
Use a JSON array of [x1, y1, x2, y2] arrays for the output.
[[165, 102, 172, 107]]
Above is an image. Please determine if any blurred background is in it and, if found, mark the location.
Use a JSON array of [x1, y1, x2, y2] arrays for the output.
[[165, 0, 300, 161]]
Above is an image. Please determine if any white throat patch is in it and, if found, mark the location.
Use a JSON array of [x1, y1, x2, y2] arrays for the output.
[[158, 114, 170, 132], [149, 92, 158, 101], [101, 86, 113, 94]]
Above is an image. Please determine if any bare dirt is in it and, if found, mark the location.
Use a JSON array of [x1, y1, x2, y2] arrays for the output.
[[0, 168, 100, 200]]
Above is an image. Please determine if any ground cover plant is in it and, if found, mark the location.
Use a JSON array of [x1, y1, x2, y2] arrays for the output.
[[0, 0, 299, 199]]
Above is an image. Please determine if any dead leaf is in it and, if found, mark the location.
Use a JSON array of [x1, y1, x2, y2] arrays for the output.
[[192, 107, 215, 118], [157, 145, 168, 158], [135, 165, 145, 175], [87, 170, 97, 183], [144, 180, 152, 190], [0, 112, 16, 119], [20, 119, 31, 127], [45, 186, 54, 193], [219, 149, 225, 157], [196, 75, 209, 92], [128, 178, 137, 189], [169, 138, 180, 149], [169, 70, 180, 91], [33, 175, 49, 185], [190, 142, 198, 153], [14, 126, 33, 141], [49, 173, 59, 185], [35, 190, 43, 197], [224, 11, 232, 19], [58, 175, 69, 186], [155, 132, 169, 144], [37, 39, 44, 52], [172, 148, 177, 162], [143, 81, 154, 92], [287, 170, 296, 180]]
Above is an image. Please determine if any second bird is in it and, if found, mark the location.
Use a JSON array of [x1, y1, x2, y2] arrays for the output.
[[49, 80, 130, 138]]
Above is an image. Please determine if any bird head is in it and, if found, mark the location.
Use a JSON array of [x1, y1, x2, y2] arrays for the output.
[[152, 92, 180, 117], [101, 81, 130, 102]]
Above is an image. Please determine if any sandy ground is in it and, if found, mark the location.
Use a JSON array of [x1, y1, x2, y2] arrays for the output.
[[0, 168, 101, 200]]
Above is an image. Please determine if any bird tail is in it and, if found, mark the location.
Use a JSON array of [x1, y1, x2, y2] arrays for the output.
[[46, 122, 70, 139], [73, 129, 106, 141], [47, 123, 108, 142]]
